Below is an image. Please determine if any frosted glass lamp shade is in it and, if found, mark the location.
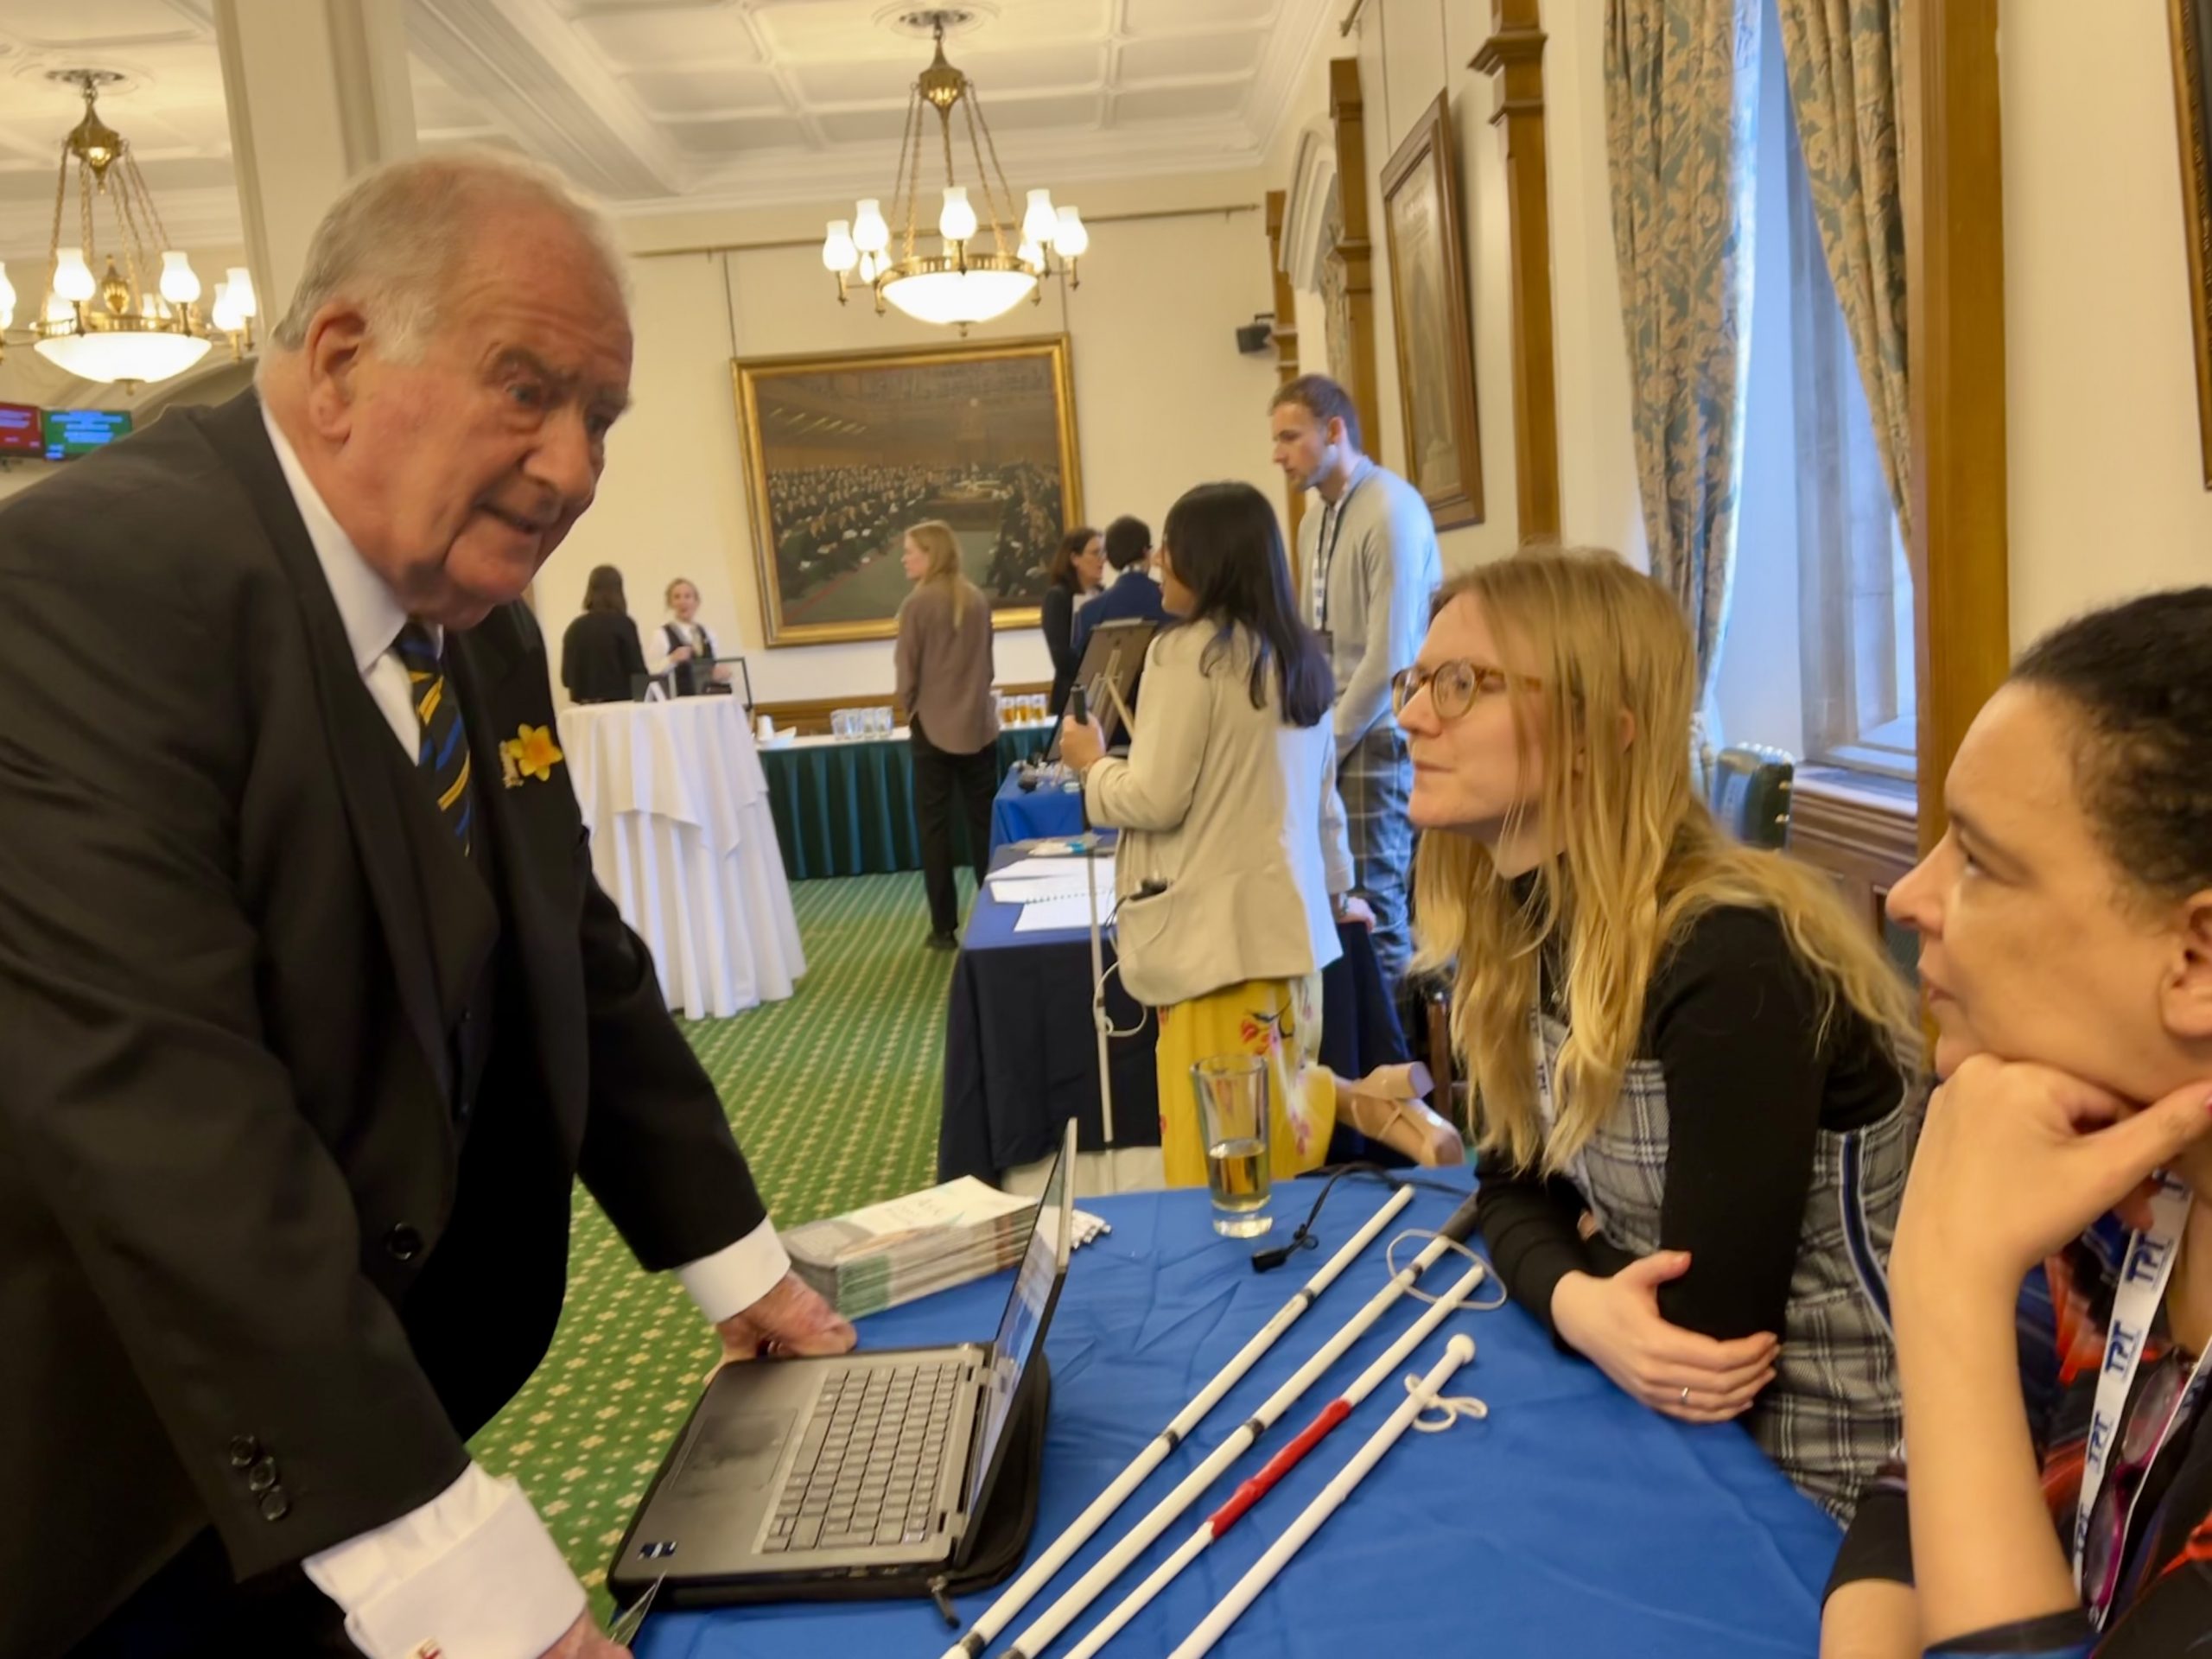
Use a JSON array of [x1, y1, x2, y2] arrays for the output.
[[159, 251, 201, 304], [1021, 188, 1058, 245], [54, 247, 95, 302], [852, 200, 891, 256], [938, 186, 977, 243]]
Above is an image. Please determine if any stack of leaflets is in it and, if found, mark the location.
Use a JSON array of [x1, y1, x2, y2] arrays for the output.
[[783, 1177, 1109, 1319]]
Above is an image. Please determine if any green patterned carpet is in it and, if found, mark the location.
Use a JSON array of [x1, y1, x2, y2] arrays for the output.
[[467, 870, 963, 1618]]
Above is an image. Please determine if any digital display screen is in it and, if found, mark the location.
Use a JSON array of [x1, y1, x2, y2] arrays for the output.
[[0, 403, 42, 455], [42, 408, 132, 461]]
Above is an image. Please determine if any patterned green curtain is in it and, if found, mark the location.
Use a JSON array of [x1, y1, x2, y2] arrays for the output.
[[1775, 0, 1911, 549], [1605, 0, 1763, 721]]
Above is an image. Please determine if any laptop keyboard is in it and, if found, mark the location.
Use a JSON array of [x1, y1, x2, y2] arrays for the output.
[[763, 1359, 967, 1554]]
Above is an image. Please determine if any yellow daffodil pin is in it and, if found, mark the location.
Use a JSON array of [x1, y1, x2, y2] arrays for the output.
[[499, 723, 563, 788]]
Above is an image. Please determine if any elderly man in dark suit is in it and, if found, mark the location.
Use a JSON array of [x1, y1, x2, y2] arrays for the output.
[[0, 152, 854, 1659]]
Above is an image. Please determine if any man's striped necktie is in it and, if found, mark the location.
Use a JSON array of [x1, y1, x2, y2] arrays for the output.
[[394, 621, 473, 855]]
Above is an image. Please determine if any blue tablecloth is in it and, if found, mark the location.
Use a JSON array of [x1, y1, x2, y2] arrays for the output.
[[634, 1175, 1840, 1658], [988, 769, 1087, 859], [938, 843, 1409, 1182]]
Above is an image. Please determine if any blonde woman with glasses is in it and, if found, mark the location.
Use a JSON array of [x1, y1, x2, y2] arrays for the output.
[[1395, 545, 1921, 1520]]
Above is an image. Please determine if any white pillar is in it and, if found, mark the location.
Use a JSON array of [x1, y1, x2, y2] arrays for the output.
[[213, 0, 417, 330]]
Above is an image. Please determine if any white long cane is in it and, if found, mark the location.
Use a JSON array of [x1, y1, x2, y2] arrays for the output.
[[1166, 1334, 1481, 1659], [1000, 1195, 1482, 1659], [1063, 1261, 1486, 1659], [938, 1185, 1414, 1659]]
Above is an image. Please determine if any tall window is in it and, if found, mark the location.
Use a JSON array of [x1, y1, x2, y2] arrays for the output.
[[1777, 21, 1915, 779]]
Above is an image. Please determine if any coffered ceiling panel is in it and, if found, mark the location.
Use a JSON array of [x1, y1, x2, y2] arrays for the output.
[[0, 0, 206, 49], [1124, 0, 1277, 27], [0, 0, 1336, 257], [1118, 30, 1264, 82], [1112, 79, 1249, 124], [626, 65, 789, 115], [574, 5, 766, 65], [753, 0, 1115, 61]]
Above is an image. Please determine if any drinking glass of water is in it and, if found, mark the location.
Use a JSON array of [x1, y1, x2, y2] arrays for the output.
[[1192, 1055, 1270, 1237]]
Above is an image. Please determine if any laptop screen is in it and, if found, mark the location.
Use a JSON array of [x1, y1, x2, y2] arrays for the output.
[[966, 1131, 1072, 1514]]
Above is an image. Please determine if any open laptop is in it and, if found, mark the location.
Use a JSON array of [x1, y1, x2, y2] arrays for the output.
[[611, 1118, 1077, 1605]]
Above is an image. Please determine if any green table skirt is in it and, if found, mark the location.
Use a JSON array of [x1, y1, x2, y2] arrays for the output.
[[760, 725, 1054, 880]]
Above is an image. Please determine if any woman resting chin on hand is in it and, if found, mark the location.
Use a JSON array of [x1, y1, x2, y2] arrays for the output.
[[1821, 590, 2212, 1659]]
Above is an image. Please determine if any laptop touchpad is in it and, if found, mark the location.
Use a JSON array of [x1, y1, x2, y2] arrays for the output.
[[670, 1411, 791, 1497]]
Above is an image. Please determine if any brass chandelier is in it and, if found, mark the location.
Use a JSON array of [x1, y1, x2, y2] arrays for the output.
[[820, 10, 1089, 330], [1, 71, 253, 385]]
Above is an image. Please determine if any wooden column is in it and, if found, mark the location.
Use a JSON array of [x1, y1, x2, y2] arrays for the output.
[[1903, 0, 2011, 851], [1264, 188, 1308, 569], [1472, 0, 1561, 539], [1329, 57, 1386, 456]]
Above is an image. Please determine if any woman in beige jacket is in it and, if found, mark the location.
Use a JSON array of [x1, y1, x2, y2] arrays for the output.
[[1059, 482, 1455, 1182]]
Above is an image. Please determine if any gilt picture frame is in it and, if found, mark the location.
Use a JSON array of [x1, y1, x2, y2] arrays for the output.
[[1378, 92, 1484, 530], [2171, 0, 2212, 487], [733, 335, 1084, 645]]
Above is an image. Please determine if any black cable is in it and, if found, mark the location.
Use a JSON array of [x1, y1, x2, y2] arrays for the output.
[[1249, 1162, 1468, 1273]]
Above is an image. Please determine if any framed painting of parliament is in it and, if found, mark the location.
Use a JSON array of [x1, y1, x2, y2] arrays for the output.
[[733, 336, 1085, 646]]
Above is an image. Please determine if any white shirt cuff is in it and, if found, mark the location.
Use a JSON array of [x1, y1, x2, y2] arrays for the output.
[[302, 1465, 584, 1659], [673, 1217, 792, 1325]]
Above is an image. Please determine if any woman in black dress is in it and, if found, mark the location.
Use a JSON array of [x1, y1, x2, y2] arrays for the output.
[[1040, 525, 1103, 716], [560, 564, 645, 704]]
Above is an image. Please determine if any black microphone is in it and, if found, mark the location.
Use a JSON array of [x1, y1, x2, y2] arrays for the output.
[[1069, 683, 1087, 725]]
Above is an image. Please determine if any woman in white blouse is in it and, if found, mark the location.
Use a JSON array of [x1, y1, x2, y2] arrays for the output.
[[653, 576, 730, 690]]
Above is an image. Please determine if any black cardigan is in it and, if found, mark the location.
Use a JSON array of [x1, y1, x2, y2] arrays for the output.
[[561, 610, 645, 704]]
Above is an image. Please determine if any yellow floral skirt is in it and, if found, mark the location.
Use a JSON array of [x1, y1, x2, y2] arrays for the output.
[[1154, 973, 1337, 1187]]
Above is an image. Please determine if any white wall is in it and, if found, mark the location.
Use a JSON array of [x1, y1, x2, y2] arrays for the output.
[[537, 175, 1283, 706], [2002, 0, 2212, 645]]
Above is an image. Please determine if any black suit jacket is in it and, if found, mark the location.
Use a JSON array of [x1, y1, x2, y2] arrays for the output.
[[0, 392, 770, 1657]]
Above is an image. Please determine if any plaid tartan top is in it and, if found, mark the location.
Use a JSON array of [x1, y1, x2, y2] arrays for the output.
[[1475, 901, 1915, 1520]]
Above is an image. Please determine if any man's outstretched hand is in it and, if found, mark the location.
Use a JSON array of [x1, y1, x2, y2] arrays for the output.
[[714, 1269, 858, 1365]]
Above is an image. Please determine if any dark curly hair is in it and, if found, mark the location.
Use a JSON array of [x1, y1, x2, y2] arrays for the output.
[[2012, 587, 2212, 904]]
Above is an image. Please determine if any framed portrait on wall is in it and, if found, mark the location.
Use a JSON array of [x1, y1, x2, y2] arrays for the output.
[[2171, 0, 2212, 487], [1378, 92, 1484, 530], [732, 335, 1084, 645]]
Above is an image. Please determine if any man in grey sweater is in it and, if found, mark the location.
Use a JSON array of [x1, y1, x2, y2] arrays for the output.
[[1270, 374, 1441, 986]]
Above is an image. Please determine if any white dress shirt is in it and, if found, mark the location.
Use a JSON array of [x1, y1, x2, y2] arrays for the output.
[[262, 409, 790, 1656]]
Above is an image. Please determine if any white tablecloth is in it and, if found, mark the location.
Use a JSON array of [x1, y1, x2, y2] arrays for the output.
[[558, 698, 805, 1019]]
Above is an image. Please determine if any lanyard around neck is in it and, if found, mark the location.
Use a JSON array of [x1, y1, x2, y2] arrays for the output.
[[1315, 463, 1368, 633], [2072, 1176, 2211, 1624]]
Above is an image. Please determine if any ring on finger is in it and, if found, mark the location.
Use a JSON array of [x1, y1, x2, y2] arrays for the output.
[[1679, 1384, 1692, 1408]]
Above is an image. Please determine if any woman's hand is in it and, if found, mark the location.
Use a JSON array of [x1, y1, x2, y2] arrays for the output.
[[1058, 715, 1107, 772], [1335, 894, 1376, 929], [1891, 1054, 2212, 1298], [1550, 1255, 1779, 1423], [667, 644, 695, 664]]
